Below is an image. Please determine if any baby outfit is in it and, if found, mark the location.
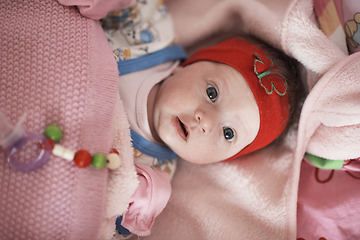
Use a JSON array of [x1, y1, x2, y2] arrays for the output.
[[102, 0, 186, 238]]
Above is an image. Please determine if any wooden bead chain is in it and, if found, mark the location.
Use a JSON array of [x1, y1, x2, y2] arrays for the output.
[[6, 124, 121, 173], [42, 124, 121, 170]]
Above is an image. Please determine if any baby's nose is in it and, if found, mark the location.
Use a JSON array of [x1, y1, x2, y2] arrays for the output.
[[195, 110, 214, 134]]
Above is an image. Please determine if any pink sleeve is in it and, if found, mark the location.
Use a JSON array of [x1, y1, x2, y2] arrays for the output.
[[121, 163, 172, 236], [57, 0, 136, 20]]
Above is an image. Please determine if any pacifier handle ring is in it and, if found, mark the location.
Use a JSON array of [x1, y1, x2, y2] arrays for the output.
[[6, 133, 52, 173]]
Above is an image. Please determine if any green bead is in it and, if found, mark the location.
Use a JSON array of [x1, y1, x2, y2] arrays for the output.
[[44, 124, 63, 142], [92, 153, 107, 169]]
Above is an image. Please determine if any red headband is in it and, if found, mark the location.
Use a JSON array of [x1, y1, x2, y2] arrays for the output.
[[182, 38, 289, 160]]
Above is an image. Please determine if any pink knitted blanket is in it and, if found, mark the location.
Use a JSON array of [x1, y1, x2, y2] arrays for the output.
[[0, 1, 136, 239]]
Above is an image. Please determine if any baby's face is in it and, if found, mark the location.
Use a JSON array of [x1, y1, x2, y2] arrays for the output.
[[152, 61, 260, 164]]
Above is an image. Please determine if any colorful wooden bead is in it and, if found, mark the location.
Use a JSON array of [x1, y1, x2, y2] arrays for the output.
[[38, 137, 55, 151], [106, 153, 121, 170], [52, 144, 75, 161], [44, 125, 63, 142], [92, 153, 107, 169], [73, 149, 92, 168]]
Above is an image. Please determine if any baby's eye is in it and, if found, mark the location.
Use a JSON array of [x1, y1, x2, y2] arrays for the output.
[[223, 127, 235, 142], [206, 84, 218, 102]]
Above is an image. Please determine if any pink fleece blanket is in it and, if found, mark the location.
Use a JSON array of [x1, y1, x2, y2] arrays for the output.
[[1, 0, 360, 240]]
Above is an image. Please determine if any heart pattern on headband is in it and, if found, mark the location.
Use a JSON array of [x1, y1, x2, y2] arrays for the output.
[[254, 53, 288, 96]]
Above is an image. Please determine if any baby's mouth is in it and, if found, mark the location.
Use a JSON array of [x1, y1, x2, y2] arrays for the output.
[[177, 117, 189, 141]]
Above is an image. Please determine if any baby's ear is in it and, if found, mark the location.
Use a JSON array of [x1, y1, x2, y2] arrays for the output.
[[171, 66, 183, 75]]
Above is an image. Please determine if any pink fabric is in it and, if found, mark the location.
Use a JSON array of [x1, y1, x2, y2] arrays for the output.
[[0, 1, 136, 239], [281, 0, 347, 75], [342, 158, 360, 172], [58, 0, 136, 20], [121, 164, 171, 236], [139, 139, 298, 240], [293, 51, 360, 238], [297, 161, 360, 239], [98, 97, 138, 240]]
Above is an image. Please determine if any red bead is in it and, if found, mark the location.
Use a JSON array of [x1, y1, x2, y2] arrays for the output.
[[73, 150, 92, 168], [109, 148, 119, 155], [38, 137, 54, 151]]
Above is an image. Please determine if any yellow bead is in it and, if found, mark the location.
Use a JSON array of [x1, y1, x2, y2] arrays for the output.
[[106, 153, 121, 170]]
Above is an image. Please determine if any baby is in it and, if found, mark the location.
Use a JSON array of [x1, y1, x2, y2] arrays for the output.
[[100, 1, 303, 239], [115, 38, 303, 238]]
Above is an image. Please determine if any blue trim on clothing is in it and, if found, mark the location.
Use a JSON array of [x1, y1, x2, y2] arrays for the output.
[[131, 130, 177, 160], [118, 45, 187, 75], [115, 216, 132, 236]]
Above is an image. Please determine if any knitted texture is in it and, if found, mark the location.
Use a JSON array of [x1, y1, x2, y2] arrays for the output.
[[0, 0, 121, 239]]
